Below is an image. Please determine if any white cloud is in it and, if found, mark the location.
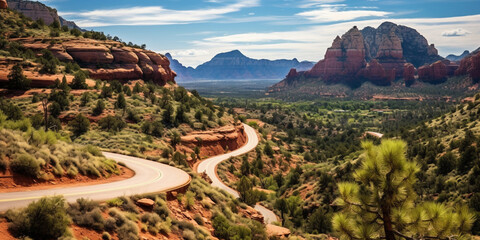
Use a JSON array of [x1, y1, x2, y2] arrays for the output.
[[442, 28, 471, 37], [297, 4, 391, 23], [62, 0, 259, 27], [171, 14, 480, 67], [299, 0, 345, 8]]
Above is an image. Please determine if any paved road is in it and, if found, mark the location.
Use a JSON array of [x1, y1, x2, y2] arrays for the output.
[[197, 123, 279, 224], [0, 152, 190, 211]]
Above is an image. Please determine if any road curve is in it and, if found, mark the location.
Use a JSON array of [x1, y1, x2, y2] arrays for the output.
[[0, 152, 190, 211], [197, 123, 279, 224]]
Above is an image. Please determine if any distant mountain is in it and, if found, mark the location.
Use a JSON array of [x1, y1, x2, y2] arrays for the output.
[[446, 50, 470, 62], [166, 50, 315, 81], [7, 0, 82, 29]]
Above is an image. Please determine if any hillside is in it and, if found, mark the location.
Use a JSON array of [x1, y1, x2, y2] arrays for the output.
[[167, 50, 315, 81], [269, 22, 480, 98]]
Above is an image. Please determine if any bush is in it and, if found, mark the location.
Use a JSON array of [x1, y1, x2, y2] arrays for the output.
[[10, 153, 40, 177], [117, 220, 139, 240], [69, 113, 90, 136], [99, 116, 126, 132], [6, 196, 70, 239], [102, 232, 112, 240]]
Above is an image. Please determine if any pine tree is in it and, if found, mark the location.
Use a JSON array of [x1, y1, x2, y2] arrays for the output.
[[332, 140, 475, 240], [71, 71, 88, 89], [115, 92, 126, 109], [8, 64, 31, 90]]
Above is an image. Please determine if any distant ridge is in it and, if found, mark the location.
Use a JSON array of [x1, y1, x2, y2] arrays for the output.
[[166, 50, 315, 81], [446, 50, 471, 62]]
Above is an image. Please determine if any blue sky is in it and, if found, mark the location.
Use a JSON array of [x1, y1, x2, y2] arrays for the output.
[[41, 0, 480, 67]]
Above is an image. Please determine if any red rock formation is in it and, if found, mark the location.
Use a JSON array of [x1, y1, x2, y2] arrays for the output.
[[306, 26, 366, 83], [376, 31, 406, 77], [403, 63, 416, 86], [17, 38, 176, 86], [111, 48, 139, 64], [0, 0, 7, 9], [180, 125, 247, 158], [418, 60, 447, 83], [286, 68, 298, 79], [67, 46, 115, 64], [358, 59, 391, 85], [456, 51, 480, 82]]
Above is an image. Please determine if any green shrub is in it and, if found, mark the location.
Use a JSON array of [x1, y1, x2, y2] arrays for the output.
[[10, 153, 40, 177], [117, 220, 139, 240], [102, 232, 111, 240], [69, 113, 90, 136], [6, 196, 70, 239], [92, 99, 105, 116], [99, 116, 126, 132]]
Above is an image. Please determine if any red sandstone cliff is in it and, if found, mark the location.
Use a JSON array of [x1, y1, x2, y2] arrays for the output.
[[0, 0, 7, 9], [456, 50, 480, 82], [17, 38, 176, 85]]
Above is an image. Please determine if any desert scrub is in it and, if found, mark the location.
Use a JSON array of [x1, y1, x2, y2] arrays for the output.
[[5, 196, 71, 240], [0, 127, 119, 179], [68, 198, 105, 231]]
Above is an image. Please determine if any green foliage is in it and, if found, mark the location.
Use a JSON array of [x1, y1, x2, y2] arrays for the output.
[[332, 140, 475, 240], [6, 196, 70, 240], [71, 71, 88, 89], [98, 116, 126, 132], [10, 153, 40, 177], [69, 113, 90, 136], [115, 92, 127, 109], [0, 98, 23, 120], [7, 63, 31, 90], [92, 99, 105, 116], [38, 50, 59, 74]]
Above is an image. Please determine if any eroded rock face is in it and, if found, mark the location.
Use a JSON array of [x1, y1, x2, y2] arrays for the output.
[[17, 38, 176, 86], [7, 0, 59, 25], [306, 26, 366, 83], [418, 60, 447, 84], [358, 59, 392, 86], [0, 0, 8, 9], [456, 51, 480, 82], [403, 63, 416, 86]]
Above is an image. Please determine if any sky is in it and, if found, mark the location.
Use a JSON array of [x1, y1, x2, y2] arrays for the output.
[[39, 0, 480, 67]]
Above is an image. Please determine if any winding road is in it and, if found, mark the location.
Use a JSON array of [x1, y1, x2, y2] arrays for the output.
[[197, 123, 279, 224], [0, 152, 190, 211], [0, 123, 278, 224]]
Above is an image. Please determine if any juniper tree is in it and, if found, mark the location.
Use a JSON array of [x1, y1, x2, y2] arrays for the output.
[[8, 64, 31, 90], [332, 140, 475, 240]]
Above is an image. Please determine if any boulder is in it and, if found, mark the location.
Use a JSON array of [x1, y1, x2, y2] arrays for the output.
[[136, 198, 155, 207], [49, 46, 73, 62], [0, 0, 7, 9], [403, 63, 416, 86]]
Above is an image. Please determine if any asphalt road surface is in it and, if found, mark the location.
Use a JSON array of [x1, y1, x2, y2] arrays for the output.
[[0, 152, 190, 211], [197, 123, 279, 224]]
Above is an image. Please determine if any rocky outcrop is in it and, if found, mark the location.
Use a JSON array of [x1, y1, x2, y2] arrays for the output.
[[456, 50, 480, 82], [362, 22, 443, 68], [17, 38, 176, 86], [180, 125, 247, 158], [306, 26, 366, 84], [7, 0, 80, 29], [403, 63, 416, 86], [271, 21, 449, 91], [418, 60, 447, 84], [358, 59, 393, 86], [0, 0, 7, 9]]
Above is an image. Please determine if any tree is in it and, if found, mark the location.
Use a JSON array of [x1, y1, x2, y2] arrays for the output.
[[332, 140, 475, 240], [69, 114, 90, 136], [115, 92, 127, 109], [307, 208, 331, 234], [274, 198, 288, 225], [437, 151, 456, 175], [240, 156, 251, 175], [8, 64, 31, 90], [170, 131, 181, 150], [98, 116, 126, 132], [71, 71, 88, 89]]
